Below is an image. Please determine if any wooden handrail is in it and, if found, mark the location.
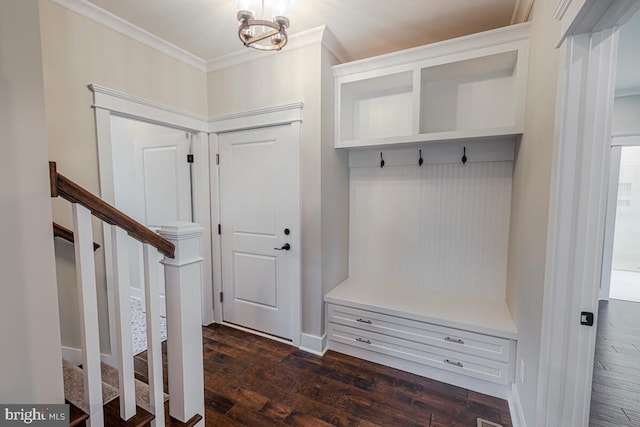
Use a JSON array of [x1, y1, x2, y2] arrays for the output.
[[49, 162, 175, 258], [53, 222, 100, 251]]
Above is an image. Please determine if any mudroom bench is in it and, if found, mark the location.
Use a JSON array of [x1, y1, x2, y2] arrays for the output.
[[325, 278, 518, 398]]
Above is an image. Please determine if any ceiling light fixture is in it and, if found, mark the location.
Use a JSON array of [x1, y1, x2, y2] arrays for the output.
[[237, 0, 290, 51]]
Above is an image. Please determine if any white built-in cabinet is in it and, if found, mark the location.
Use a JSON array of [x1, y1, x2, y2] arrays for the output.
[[335, 23, 529, 148], [325, 23, 530, 399]]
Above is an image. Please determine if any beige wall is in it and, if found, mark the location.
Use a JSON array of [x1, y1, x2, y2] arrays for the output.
[[208, 42, 345, 338], [39, 0, 208, 350], [506, 0, 561, 423], [0, 0, 64, 403]]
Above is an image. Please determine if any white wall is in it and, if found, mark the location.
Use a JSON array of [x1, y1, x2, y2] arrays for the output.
[[0, 0, 64, 403], [613, 95, 640, 136], [612, 146, 640, 271], [350, 160, 513, 300], [39, 0, 208, 352], [506, 0, 561, 424], [208, 40, 337, 339]]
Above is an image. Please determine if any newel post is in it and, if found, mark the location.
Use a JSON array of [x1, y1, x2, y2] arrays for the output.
[[158, 222, 205, 425]]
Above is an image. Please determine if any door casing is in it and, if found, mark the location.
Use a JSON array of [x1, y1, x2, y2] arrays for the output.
[[209, 103, 303, 347], [537, 2, 640, 426], [91, 85, 214, 367]]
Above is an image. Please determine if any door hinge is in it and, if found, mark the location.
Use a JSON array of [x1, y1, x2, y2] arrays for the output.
[[187, 154, 194, 163], [218, 224, 221, 235], [216, 153, 220, 165], [219, 291, 224, 303]]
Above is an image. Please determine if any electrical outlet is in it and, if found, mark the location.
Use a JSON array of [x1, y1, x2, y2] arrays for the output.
[[520, 359, 525, 384]]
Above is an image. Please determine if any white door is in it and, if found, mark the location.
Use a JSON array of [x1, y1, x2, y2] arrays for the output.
[[132, 132, 192, 315], [218, 125, 300, 340]]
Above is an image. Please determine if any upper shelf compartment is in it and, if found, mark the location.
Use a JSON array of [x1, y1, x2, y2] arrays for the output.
[[340, 70, 414, 142], [334, 23, 530, 149]]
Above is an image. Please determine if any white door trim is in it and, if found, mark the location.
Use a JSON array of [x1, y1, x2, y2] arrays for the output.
[[208, 103, 303, 347], [207, 102, 304, 133], [537, 1, 640, 426], [600, 145, 622, 301], [91, 86, 214, 368]]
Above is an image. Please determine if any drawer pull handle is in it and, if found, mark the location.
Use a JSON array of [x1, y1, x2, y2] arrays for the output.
[[444, 337, 464, 345], [444, 359, 463, 368], [356, 337, 371, 344], [356, 318, 372, 324]]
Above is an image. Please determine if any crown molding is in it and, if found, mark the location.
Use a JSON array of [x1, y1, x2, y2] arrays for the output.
[[333, 22, 531, 77], [48, 1, 350, 74], [48, 0, 207, 72], [205, 25, 328, 72], [321, 26, 350, 64], [511, 0, 535, 24]]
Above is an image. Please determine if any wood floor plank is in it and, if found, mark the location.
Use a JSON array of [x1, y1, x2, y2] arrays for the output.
[[138, 323, 512, 426], [590, 299, 640, 426]]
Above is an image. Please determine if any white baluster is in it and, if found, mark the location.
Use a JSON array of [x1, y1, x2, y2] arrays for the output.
[[72, 204, 103, 426], [143, 244, 165, 426], [158, 222, 205, 425], [111, 226, 136, 419]]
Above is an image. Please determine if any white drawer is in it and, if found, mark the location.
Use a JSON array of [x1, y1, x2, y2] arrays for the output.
[[328, 322, 512, 385], [327, 304, 513, 363]]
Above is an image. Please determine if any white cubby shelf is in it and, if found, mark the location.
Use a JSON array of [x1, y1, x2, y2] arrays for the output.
[[334, 23, 530, 149]]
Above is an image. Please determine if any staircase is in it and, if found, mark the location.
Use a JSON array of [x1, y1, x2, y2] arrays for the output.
[[63, 359, 202, 426], [49, 162, 205, 426]]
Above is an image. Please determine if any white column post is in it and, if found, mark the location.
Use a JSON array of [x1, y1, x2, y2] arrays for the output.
[[143, 244, 165, 427], [158, 222, 205, 425], [111, 226, 136, 420]]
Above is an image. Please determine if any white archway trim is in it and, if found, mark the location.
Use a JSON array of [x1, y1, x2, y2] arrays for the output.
[[89, 85, 215, 363], [90, 84, 208, 131]]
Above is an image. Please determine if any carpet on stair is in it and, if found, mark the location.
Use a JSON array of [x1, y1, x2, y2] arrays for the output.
[[63, 358, 168, 417]]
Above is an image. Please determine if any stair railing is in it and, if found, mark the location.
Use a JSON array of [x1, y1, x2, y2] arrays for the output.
[[49, 162, 204, 426]]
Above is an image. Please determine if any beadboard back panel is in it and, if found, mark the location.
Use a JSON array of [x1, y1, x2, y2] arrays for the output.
[[349, 160, 513, 300]]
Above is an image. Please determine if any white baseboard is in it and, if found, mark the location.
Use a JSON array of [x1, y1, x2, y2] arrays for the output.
[[299, 333, 327, 356], [508, 383, 526, 427], [61, 346, 115, 367]]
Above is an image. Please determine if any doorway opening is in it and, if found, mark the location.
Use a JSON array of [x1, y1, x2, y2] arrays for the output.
[[109, 115, 194, 354], [608, 145, 640, 302], [589, 9, 640, 426]]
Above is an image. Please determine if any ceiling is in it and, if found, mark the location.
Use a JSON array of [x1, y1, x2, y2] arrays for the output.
[[86, 0, 521, 63]]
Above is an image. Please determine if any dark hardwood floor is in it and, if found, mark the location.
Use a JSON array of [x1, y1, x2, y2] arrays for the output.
[[590, 299, 640, 427], [195, 324, 511, 427]]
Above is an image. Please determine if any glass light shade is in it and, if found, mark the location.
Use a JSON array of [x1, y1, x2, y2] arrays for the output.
[[237, 0, 260, 15], [269, 0, 290, 18], [236, 0, 290, 51], [237, 0, 290, 20]]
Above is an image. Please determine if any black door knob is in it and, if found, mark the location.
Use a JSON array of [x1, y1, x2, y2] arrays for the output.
[[274, 243, 291, 251]]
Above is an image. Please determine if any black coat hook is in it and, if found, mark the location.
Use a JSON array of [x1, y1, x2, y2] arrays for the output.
[[419, 149, 424, 166], [380, 152, 385, 168], [462, 146, 467, 165]]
